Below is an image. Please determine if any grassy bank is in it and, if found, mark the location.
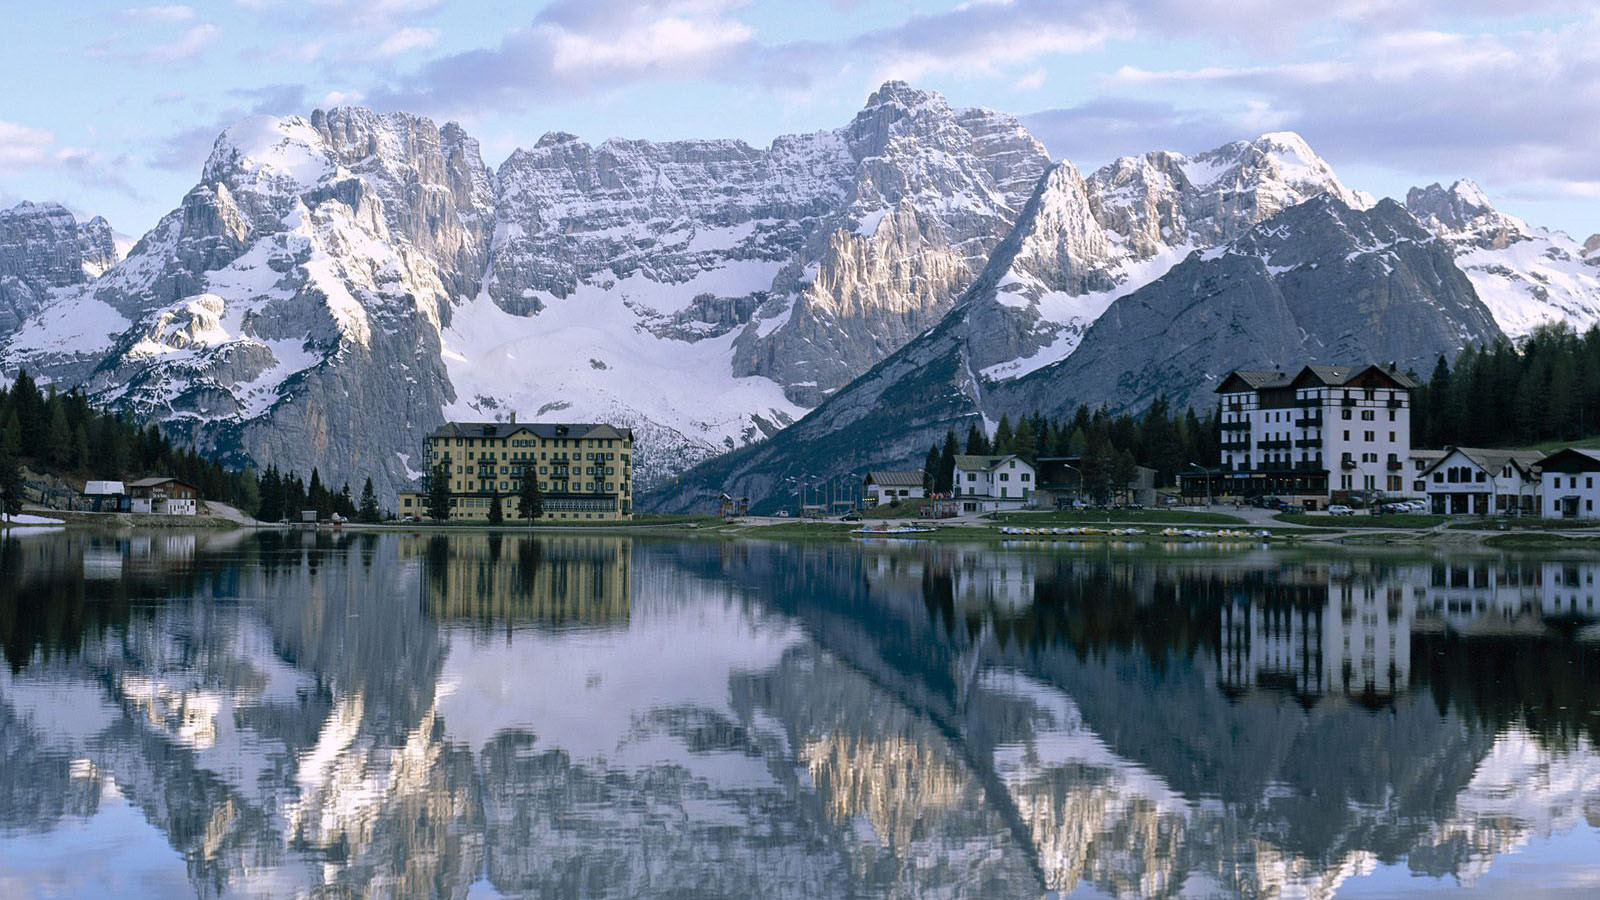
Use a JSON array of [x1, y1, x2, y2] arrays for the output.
[[1274, 512, 1447, 529], [989, 508, 1248, 526]]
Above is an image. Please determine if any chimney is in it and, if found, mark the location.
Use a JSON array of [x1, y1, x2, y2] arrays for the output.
[[510, 411, 517, 424]]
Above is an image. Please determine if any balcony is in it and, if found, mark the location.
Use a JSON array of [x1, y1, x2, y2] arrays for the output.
[[1387, 458, 1404, 471], [1295, 414, 1323, 428], [1388, 398, 1404, 409], [1220, 439, 1251, 452], [1258, 439, 1293, 451], [1295, 438, 1321, 448], [1341, 396, 1356, 407], [1220, 420, 1250, 432], [1341, 457, 1357, 470]]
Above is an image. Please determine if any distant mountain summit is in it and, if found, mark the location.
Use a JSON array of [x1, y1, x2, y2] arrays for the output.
[[0, 84, 1593, 509], [0, 201, 118, 333]]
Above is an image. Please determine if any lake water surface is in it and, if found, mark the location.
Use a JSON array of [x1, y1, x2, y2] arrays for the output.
[[1, 530, 1597, 899]]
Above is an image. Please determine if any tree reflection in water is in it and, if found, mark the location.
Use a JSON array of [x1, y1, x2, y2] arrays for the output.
[[0, 533, 1596, 899]]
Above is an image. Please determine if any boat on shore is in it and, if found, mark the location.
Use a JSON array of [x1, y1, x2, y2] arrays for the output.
[[851, 524, 935, 537]]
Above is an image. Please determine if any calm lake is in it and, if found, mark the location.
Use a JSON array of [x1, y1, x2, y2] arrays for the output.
[[1, 529, 1597, 899]]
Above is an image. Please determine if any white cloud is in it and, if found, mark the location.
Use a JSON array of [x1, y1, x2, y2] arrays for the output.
[[141, 22, 221, 62], [0, 121, 55, 170], [1013, 67, 1047, 91], [373, 26, 438, 58], [120, 4, 196, 22]]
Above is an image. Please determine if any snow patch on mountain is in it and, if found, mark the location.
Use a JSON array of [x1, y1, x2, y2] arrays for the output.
[[441, 287, 803, 469], [1407, 180, 1600, 337]]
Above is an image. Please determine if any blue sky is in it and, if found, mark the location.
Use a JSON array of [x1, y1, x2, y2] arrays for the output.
[[1, 1, 1596, 240]]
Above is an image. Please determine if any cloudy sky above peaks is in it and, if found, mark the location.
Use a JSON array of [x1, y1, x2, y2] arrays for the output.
[[1, 1, 1595, 238]]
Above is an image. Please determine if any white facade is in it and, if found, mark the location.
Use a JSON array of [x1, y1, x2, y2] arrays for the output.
[[953, 455, 1035, 512], [1540, 451, 1600, 519], [1217, 364, 1414, 501], [862, 472, 926, 506], [1422, 448, 1542, 516]]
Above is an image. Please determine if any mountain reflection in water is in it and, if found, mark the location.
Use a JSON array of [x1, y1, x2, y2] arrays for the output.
[[0, 531, 1597, 899]]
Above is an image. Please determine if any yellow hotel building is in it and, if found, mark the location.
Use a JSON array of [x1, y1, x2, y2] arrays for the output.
[[398, 421, 634, 521]]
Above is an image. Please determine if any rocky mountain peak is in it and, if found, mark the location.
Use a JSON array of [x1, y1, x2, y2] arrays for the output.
[[861, 79, 940, 112], [0, 201, 120, 332], [1404, 178, 1511, 234], [1583, 234, 1600, 264]]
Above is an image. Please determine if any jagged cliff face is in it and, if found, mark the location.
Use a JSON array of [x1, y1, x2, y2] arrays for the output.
[[1, 82, 1051, 501], [3, 84, 1596, 508], [0, 202, 118, 335], [653, 194, 1504, 513], [6, 109, 493, 493], [1406, 179, 1600, 336]]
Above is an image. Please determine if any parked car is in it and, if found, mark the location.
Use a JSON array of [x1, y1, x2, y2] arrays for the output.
[[1328, 504, 1355, 516], [841, 511, 861, 522]]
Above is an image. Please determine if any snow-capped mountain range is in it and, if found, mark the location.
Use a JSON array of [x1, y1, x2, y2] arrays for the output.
[[1, 82, 1596, 504]]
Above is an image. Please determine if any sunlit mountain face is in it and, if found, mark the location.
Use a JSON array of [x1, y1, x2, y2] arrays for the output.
[[1, 532, 1597, 899]]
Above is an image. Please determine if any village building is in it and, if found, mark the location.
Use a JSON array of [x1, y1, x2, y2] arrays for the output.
[[952, 454, 1035, 513], [1407, 449, 1447, 495], [1034, 456, 1158, 508], [127, 477, 200, 515], [400, 421, 634, 521], [1536, 447, 1600, 520], [81, 480, 127, 512], [862, 470, 925, 506], [1207, 363, 1416, 508], [1420, 447, 1543, 516]]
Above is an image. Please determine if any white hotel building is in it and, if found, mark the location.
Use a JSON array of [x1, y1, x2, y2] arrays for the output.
[[1211, 364, 1417, 506]]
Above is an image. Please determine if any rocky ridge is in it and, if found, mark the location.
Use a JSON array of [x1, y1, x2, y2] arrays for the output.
[[1, 85, 1596, 508], [1405, 179, 1600, 336], [0, 201, 118, 334]]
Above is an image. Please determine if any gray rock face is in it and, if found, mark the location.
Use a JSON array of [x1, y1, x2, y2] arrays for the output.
[[733, 82, 1051, 404], [651, 196, 1504, 513], [1000, 196, 1503, 414], [1404, 180, 1600, 336], [0, 202, 117, 334], [1, 84, 1053, 502], [5, 109, 491, 499]]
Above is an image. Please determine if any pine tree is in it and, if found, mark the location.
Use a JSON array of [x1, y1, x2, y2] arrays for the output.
[[1012, 416, 1037, 466], [923, 445, 940, 493], [992, 415, 1014, 455], [427, 461, 452, 522], [516, 470, 543, 522], [358, 477, 381, 523], [45, 403, 70, 468], [937, 431, 958, 493], [0, 446, 21, 519], [964, 423, 990, 455], [487, 486, 504, 525], [308, 468, 329, 518]]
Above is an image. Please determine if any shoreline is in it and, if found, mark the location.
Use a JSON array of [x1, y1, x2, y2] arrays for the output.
[[16, 506, 1600, 550]]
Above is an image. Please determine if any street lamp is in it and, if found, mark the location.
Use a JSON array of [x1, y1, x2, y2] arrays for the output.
[[1187, 462, 1213, 507], [1056, 460, 1082, 511]]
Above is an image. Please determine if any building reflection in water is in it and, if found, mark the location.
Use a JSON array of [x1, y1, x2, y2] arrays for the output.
[[411, 533, 633, 629], [0, 533, 1596, 900]]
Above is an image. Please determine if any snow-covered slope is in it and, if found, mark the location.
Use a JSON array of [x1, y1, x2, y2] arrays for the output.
[[2, 83, 1052, 500], [0, 201, 119, 337], [1406, 179, 1600, 337]]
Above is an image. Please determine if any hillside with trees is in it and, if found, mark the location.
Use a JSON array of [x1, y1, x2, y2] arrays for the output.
[[923, 398, 1220, 503]]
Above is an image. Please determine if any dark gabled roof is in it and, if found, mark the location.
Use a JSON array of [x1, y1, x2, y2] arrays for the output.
[[1422, 447, 1545, 479], [127, 476, 198, 490], [1216, 370, 1292, 393], [864, 470, 924, 487], [1221, 363, 1418, 394], [953, 454, 1025, 472], [430, 421, 632, 441], [1535, 447, 1600, 473]]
